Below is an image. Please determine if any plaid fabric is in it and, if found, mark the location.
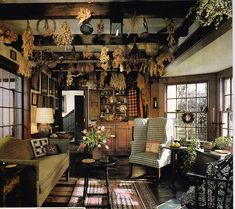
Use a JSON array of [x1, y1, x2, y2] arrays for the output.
[[128, 89, 138, 117]]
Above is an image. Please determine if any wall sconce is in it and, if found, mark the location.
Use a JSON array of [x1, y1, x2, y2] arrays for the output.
[[153, 97, 158, 109], [36, 108, 54, 135]]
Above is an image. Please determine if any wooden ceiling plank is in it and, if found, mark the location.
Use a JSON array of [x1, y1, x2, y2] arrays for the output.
[[0, 1, 195, 20]]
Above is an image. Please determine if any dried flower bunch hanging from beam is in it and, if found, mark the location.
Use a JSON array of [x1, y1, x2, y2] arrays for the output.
[[36, 19, 56, 37], [53, 21, 73, 47], [98, 71, 108, 88], [110, 73, 126, 91], [193, 0, 232, 28], [18, 21, 34, 78], [82, 46, 93, 59], [112, 47, 125, 72], [76, 8, 92, 24], [156, 51, 175, 76], [100, 47, 110, 71], [22, 20, 34, 59], [166, 19, 177, 50], [0, 23, 18, 44]]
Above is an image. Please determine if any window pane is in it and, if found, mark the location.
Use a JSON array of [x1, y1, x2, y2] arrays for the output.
[[229, 112, 233, 129], [16, 108, 22, 125], [222, 112, 228, 128], [0, 108, 2, 126], [176, 113, 184, 126], [187, 128, 196, 140], [167, 85, 176, 98], [16, 125, 22, 139], [16, 92, 22, 108], [197, 83, 207, 97], [177, 99, 186, 111], [224, 79, 230, 95], [187, 84, 196, 97], [15, 77, 22, 92], [0, 89, 2, 106], [197, 98, 207, 111], [197, 113, 207, 127], [3, 108, 9, 126], [177, 85, 186, 98], [224, 95, 230, 110], [167, 99, 176, 112], [187, 98, 197, 111], [167, 113, 176, 120], [177, 127, 185, 140]]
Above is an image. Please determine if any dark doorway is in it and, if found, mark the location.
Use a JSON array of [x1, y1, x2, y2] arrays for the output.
[[74, 95, 85, 144]]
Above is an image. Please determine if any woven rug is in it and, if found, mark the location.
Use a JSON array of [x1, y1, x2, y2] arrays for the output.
[[69, 178, 158, 209], [156, 199, 182, 209]]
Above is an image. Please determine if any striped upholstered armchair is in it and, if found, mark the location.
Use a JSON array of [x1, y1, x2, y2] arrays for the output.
[[129, 117, 174, 178]]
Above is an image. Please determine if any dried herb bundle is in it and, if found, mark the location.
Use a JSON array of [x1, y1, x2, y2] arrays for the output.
[[22, 21, 34, 59], [18, 55, 33, 78], [0, 23, 18, 44], [110, 73, 126, 91], [53, 21, 73, 47], [77, 8, 91, 24]]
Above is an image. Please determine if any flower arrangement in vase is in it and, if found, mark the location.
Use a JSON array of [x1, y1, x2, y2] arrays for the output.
[[79, 125, 114, 160]]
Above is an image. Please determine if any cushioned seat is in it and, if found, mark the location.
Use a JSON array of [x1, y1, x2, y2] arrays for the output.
[[129, 117, 174, 178]]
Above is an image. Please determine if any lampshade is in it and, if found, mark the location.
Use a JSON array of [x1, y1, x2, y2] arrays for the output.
[[36, 108, 54, 124]]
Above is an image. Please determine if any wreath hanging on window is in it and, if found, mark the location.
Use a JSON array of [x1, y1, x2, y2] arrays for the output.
[[182, 112, 194, 124]]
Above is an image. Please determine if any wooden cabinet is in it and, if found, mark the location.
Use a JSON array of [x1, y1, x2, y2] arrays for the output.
[[99, 122, 132, 155], [88, 90, 100, 120]]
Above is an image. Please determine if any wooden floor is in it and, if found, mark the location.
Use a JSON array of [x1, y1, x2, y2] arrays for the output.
[[69, 152, 190, 203]]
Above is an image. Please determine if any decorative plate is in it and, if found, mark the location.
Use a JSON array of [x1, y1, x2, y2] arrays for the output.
[[119, 105, 127, 113]]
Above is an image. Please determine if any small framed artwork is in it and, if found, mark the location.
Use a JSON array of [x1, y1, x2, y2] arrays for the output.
[[32, 93, 37, 106], [10, 49, 17, 61], [110, 22, 122, 36]]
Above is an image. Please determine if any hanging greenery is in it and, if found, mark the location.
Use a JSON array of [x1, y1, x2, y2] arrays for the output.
[[193, 0, 232, 28]]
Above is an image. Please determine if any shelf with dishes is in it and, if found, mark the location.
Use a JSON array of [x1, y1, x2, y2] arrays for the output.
[[99, 89, 128, 122]]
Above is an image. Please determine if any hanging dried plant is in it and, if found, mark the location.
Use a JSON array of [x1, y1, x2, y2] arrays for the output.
[[100, 47, 109, 63], [100, 47, 110, 70], [137, 73, 145, 90], [82, 46, 93, 59], [166, 19, 177, 49], [18, 55, 33, 78], [149, 57, 158, 77], [99, 71, 108, 88], [36, 19, 56, 37], [0, 23, 18, 44], [110, 73, 126, 91], [194, 0, 232, 28], [22, 21, 34, 60], [76, 8, 92, 24], [66, 71, 73, 87], [53, 21, 73, 47], [97, 19, 104, 35], [156, 52, 175, 76], [112, 47, 125, 71]]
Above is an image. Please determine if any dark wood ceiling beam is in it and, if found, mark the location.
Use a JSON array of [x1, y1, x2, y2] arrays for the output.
[[0, 1, 196, 20]]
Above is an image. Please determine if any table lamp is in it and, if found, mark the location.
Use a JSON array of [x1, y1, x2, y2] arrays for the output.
[[36, 108, 54, 135]]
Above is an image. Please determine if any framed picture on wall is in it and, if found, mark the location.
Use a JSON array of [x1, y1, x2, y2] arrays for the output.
[[32, 93, 37, 106]]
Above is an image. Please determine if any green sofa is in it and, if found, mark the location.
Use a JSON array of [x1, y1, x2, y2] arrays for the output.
[[0, 137, 70, 207]]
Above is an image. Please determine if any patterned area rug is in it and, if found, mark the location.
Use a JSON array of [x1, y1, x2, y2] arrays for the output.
[[156, 199, 182, 209], [69, 178, 158, 209]]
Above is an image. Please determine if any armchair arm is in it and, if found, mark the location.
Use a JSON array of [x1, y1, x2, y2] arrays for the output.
[[130, 141, 146, 154]]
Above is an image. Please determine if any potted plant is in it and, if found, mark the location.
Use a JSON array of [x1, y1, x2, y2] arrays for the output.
[[79, 125, 114, 160], [213, 136, 233, 151]]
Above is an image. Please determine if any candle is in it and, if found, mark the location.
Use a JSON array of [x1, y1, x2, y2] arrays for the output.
[[212, 108, 215, 122]]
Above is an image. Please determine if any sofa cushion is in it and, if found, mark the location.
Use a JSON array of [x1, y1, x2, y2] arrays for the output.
[[46, 144, 59, 155], [30, 138, 49, 157], [37, 153, 68, 193], [0, 138, 34, 160]]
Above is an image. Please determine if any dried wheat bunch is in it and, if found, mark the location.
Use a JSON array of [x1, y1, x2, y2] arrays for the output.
[[53, 21, 73, 47], [99, 71, 108, 88], [76, 8, 92, 24], [66, 71, 73, 86], [22, 21, 34, 60], [18, 55, 33, 78], [110, 73, 126, 91], [36, 19, 56, 37], [166, 19, 177, 49], [156, 52, 175, 76], [0, 23, 18, 44], [82, 46, 93, 59], [112, 47, 125, 71]]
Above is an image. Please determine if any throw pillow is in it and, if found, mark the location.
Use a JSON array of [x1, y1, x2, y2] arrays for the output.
[[46, 144, 59, 155], [145, 140, 161, 153], [30, 138, 49, 157]]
